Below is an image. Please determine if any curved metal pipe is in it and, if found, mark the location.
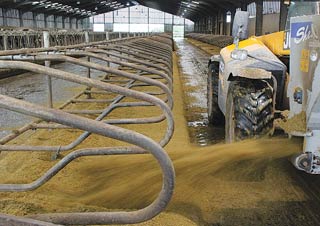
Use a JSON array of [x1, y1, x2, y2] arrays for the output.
[[99, 46, 172, 71], [85, 48, 172, 77], [4, 54, 173, 108], [0, 95, 175, 225], [67, 51, 173, 90], [0, 60, 174, 148]]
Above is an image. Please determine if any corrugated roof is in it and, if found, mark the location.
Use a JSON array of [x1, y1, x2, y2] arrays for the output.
[[0, 0, 254, 19]]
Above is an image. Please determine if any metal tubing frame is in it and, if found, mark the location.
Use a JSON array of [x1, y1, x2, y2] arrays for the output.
[[0, 95, 175, 225], [0, 36, 137, 57], [0, 213, 61, 226], [0, 34, 175, 225], [99, 45, 172, 72], [1, 54, 173, 106], [43, 31, 53, 108], [0, 29, 154, 51], [126, 42, 171, 56], [0, 35, 174, 146], [113, 43, 172, 67], [86, 48, 172, 78], [0, 37, 174, 148], [0, 61, 174, 149], [124, 42, 172, 58]]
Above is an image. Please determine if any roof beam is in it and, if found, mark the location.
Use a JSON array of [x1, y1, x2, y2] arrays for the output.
[[0, 0, 254, 21]]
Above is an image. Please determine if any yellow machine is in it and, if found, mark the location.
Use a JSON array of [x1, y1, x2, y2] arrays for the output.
[[207, 1, 318, 144], [257, 31, 290, 56]]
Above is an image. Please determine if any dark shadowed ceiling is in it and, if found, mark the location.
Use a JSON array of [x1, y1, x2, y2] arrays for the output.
[[137, 0, 252, 20], [0, 0, 253, 20]]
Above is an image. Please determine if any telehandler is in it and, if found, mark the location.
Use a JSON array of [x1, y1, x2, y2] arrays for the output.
[[207, 1, 320, 174]]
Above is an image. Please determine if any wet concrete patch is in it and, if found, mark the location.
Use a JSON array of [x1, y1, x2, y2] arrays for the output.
[[176, 39, 224, 146], [0, 58, 107, 139]]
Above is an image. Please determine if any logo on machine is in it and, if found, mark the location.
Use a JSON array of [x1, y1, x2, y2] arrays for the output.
[[291, 22, 318, 44], [283, 31, 290, 50]]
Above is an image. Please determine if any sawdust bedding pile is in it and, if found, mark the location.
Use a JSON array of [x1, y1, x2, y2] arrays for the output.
[[185, 39, 221, 56], [185, 34, 234, 48], [0, 137, 303, 226], [0, 53, 305, 226], [275, 111, 307, 133]]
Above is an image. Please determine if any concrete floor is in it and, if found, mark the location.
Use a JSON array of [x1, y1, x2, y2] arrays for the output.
[[176, 39, 224, 146], [0, 59, 107, 138]]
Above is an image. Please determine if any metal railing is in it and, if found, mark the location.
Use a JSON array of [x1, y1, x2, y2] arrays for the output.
[[0, 33, 175, 225], [0, 29, 155, 50]]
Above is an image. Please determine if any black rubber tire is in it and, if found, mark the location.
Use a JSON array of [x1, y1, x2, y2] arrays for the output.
[[207, 63, 224, 125], [225, 80, 274, 143]]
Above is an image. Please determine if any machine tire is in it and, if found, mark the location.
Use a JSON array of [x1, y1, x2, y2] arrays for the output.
[[225, 80, 274, 143], [207, 63, 224, 125]]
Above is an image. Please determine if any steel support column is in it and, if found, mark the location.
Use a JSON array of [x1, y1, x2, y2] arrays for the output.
[[215, 15, 219, 35], [255, 0, 263, 36], [44, 14, 48, 28], [2, 8, 7, 27], [43, 31, 53, 108], [230, 9, 236, 36], [218, 11, 221, 35], [3, 35, 8, 50], [223, 11, 227, 35], [19, 10, 24, 27], [54, 15, 57, 29], [76, 18, 79, 30], [279, 0, 288, 31], [33, 12, 37, 29], [62, 16, 65, 29]]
